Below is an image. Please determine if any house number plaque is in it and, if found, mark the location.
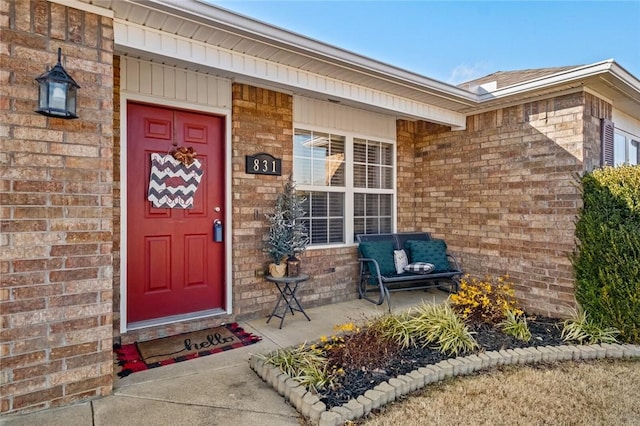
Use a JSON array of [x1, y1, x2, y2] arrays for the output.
[[246, 153, 282, 176]]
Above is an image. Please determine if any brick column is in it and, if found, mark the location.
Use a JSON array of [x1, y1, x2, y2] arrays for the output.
[[0, 1, 114, 414]]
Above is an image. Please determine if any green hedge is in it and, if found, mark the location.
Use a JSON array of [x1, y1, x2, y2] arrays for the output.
[[573, 165, 640, 343]]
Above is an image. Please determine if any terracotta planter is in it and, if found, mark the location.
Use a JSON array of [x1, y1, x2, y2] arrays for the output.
[[268, 263, 287, 278]]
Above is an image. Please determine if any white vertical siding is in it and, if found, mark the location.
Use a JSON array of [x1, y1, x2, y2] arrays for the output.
[[294, 96, 396, 140], [120, 57, 232, 109]]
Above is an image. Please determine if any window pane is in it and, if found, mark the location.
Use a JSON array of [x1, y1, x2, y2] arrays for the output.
[[380, 194, 392, 216], [356, 193, 393, 236], [366, 194, 378, 216], [303, 191, 344, 245], [329, 192, 344, 216], [330, 137, 345, 156], [354, 193, 365, 216], [294, 130, 313, 157], [354, 218, 364, 237], [367, 144, 380, 164], [294, 130, 345, 188], [381, 144, 393, 166], [301, 193, 310, 214], [614, 133, 626, 165], [312, 160, 327, 186], [328, 161, 345, 185], [354, 164, 366, 188], [354, 140, 366, 163], [630, 140, 639, 165], [365, 218, 378, 234], [382, 167, 393, 189], [293, 158, 312, 185], [311, 219, 328, 244], [380, 217, 392, 233], [311, 192, 327, 216], [329, 219, 344, 243], [367, 165, 380, 188]]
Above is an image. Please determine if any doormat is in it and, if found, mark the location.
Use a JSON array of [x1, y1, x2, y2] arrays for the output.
[[114, 323, 261, 377]]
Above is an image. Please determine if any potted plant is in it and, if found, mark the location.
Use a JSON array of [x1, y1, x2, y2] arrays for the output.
[[265, 177, 309, 277]]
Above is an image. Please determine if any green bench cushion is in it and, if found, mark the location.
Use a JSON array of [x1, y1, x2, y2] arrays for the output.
[[406, 239, 450, 273], [359, 241, 396, 275]]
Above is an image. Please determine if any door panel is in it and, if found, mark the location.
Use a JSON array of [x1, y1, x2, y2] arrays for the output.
[[127, 102, 225, 324]]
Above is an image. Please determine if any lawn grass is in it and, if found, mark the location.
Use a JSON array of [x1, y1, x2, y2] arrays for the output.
[[358, 359, 640, 425]]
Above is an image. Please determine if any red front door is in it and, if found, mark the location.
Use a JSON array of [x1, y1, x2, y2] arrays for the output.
[[126, 102, 225, 324]]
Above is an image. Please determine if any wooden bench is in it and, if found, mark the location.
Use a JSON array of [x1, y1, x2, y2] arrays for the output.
[[356, 232, 463, 311]]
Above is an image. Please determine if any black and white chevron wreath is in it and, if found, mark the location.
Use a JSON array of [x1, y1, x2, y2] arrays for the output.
[[147, 153, 204, 209]]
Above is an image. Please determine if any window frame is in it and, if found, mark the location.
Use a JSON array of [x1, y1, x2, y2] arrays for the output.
[[293, 124, 397, 248], [614, 129, 640, 166]]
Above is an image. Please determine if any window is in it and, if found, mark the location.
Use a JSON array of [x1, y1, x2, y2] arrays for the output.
[[614, 131, 639, 166], [293, 129, 395, 246], [601, 119, 638, 167]]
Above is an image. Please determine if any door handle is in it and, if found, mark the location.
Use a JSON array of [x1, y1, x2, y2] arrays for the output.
[[213, 219, 223, 242]]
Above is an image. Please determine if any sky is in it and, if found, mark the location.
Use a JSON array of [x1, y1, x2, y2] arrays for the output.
[[209, 1, 640, 85]]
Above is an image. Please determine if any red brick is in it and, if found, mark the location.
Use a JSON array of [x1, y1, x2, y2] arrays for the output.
[[64, 374, 112, 396], [49, 268, 98, 282], [0, 325, 47, 342], [50, 244, 99, 256], [64, 255, 110, 268], [12, 181, 64, 193], [49, 292, 98, 308], [12, 386, 63, 410], [50, 342, 97, 360], [49, 316, 99, 334], [0, 298, 46, 315], [12, 258, 64, 273], [0, 272, 46, 287], [0, 220, 47, 232], [13, 284, 64, 299], [65, 350, 111, 369], [33, 0, 49, 36], [1, 351, 47, 370]]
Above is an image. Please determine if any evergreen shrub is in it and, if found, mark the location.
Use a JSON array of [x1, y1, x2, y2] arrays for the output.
[[573, 165, 640, 343]]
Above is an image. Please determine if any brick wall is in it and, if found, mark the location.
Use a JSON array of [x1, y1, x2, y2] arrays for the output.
[[230, 83, 359, 318], [405, 91, 611, 317], [0, 1, 114, 414]]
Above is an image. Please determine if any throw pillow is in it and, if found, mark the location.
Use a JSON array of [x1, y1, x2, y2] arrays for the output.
[[404, 262, 435, 274], [359, 241, 396, 275], [405, 239, 450, 272], [393, 249, 409, 274]]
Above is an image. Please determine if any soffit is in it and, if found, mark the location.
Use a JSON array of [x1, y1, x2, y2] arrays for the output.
[[77, 0, 640, 121], [79, 0, 477, 114]]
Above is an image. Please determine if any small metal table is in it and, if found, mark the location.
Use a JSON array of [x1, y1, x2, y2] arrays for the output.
[[266, 273, 311, 329]]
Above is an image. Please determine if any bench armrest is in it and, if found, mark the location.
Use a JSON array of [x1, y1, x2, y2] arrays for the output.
[[358, 257, 383, 277]]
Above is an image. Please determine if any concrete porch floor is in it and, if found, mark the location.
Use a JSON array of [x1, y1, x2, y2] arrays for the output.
[[2, 289, 448, 426]]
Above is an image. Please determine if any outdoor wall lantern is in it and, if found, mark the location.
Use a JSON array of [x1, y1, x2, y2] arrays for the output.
[[35, 48, 80, 119]]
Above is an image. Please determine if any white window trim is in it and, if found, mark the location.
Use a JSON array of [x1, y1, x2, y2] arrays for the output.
[[293, 123, 397, 248], [614, 129, 640, 165]]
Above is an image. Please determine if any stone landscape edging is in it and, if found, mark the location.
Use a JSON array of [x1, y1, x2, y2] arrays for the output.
[[249, 343, 640, 426]]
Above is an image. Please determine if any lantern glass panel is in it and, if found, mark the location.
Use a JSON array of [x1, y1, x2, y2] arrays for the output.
[[49, 82, 67, 111], [67, 86, 77, 115]]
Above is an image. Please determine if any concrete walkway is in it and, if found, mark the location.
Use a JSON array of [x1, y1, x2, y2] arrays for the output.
[[2, 290, 447, 426]]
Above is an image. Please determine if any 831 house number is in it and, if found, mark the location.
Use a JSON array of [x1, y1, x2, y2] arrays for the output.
[[245, 153, 282, 176]]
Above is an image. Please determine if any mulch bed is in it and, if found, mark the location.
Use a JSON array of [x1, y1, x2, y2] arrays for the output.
[[319, 315, 565, 408]]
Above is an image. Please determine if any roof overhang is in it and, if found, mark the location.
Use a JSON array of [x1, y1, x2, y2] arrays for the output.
[[69, 0, 640, 126], [73, 0, 473, 129], [468, 60, 640, 118]]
